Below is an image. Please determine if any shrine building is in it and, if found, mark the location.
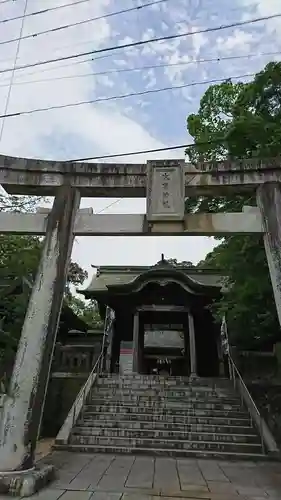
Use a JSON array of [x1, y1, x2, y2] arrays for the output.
[[80, 257, 226, 378]]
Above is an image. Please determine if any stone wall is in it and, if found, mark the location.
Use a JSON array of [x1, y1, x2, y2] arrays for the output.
[[41, 335, 103, 438], [41, 376, 86, 437], [248, 381, 281, 447], [237, 351, 278, 381], [228, 349, 281, 447]]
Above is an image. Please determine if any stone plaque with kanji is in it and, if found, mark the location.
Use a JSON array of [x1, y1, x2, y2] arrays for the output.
[[146, 160, 185, 221]]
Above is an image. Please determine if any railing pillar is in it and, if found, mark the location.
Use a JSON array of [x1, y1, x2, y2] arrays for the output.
[[188, 313, 197, 376], [132, 311, 140, 373]]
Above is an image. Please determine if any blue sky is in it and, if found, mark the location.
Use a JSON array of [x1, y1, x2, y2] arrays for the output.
[[0, 0, 280, 278]]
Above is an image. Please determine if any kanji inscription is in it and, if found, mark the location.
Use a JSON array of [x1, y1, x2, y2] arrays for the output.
[[147, 161, 185, 221]]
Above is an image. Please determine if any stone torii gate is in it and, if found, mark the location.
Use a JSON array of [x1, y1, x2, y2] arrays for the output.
[[0, 155, 281, 496]]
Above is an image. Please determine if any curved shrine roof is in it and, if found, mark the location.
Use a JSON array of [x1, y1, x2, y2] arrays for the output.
[[79, 262, 226, 297]]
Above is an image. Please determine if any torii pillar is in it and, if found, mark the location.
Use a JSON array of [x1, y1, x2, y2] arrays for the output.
[[257, 182, 281, 326], [0, 185, 80, 497]]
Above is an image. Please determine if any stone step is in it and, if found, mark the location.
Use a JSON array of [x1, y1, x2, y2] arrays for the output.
[[96, 384, 232, 393], [98, 375, 228, 383], [94, 386, 234, 396], [88, 395, 241, 407], [97, 376, 231, 388], [96, 383, 232, 391], [72, 426, 260, 443], [69, 434, 262, 454], [83, 406, 249, 419], [53, 443, 266, 460], [85, 401, 244, 413], [80, 412, 251, 426], [77, 419, 255, 435]]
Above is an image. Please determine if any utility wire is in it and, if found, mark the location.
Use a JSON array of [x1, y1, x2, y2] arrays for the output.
[[71, 143, 192, 162], [0, 51, 114, 76], [0, 139, 271, 168], [0, 12, 280, 75], [0, 50, 279, 88], [0, 12, 208, 67], [0, 0, 168, 45], [0, 140, 217, 165], [1, 0, 95, 23], [67, 139, 271, 162], [0, 138, 228, 164], [0, 0, 19, 4], [0, 0, 28, 143], [0, 54, 115, 82], [0, 72, 255, 119], [96, 199, 123, 213]]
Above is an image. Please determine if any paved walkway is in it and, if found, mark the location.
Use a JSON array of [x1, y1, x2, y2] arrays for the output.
[[3, 452, 281, 500]]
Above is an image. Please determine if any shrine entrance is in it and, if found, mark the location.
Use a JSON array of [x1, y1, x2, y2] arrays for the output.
[[135, 303, 220, 378], [82, 263, 222, 378], [1, 154, 281, 491]]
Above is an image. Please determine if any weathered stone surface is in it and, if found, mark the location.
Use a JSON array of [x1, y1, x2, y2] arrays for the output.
[[73, 455, 114, 490], [91, 493, 122, 500], [0, 211, 264, 236], [57, 492, 92, 499], [146, 161, 185, 222], [154, 457, 180, 491], [0, 463, 55, 497], [54, 375, 266, 460], [125, 457, 154, 489], [177, 459, 206, 488], [97, 456, 135, 491], [1, 154, 281, 196], [9, 452, 281, 500], [0, 186, 80, 473], [257, 182, 281, 327]]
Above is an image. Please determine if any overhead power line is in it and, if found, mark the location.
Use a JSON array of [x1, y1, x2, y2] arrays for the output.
[[0, 12, 280, 75], [0, 140, 218, 165], [71, 143, 193, 162], [1, 0, 95, 24], [0, 0, 28, 144], [0, 72, 256, 119], [0, 138, 225, 164], [0, 54, 115, 82], [0, 51, 114, 76], [0, 51, 279, 88], [96, 199, 123, 213], [0, 0, 17, 4], [0, 0, 168, 45]]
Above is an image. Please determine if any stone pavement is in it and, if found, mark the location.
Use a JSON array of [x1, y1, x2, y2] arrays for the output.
[[3, 452, 281, 500]]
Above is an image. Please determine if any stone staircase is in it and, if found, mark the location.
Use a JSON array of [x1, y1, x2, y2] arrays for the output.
[[55, 374, 266, 459]]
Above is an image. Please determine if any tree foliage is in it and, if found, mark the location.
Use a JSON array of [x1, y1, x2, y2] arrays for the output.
[[186, 62, 281, 349], [0, 194, 89, 382], [167, 258, 194, 267], [66, 296, 103, 329]]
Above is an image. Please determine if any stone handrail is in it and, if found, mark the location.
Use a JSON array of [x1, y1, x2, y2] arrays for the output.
[[55, 351, 103, 445], [228, 353, 279, 456]]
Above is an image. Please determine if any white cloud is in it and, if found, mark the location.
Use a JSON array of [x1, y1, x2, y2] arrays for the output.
[[0, 1, 176, 163], [239, 0, 281, 35], [5, 0, 279, 274], [216, 29, 256, 53]]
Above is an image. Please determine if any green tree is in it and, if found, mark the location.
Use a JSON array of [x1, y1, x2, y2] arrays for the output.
[[66, 296, 103, 329], [0, 194, 89, 381], [167, 258, 194, 267], [186, 62, 281, 349]]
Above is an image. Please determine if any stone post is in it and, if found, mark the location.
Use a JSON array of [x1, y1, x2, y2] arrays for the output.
[[0, 185, 80, 493], [257, 182, 281, 327], [188, 313, 197, 376], [132, 311, 139, 373]]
